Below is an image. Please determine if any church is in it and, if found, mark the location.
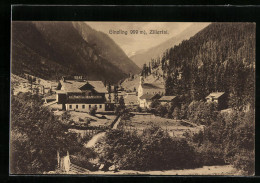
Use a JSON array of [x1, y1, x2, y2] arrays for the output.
[[138, 76, 165, 108]]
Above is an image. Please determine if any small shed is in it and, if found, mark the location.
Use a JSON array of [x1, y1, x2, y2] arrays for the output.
[[159, 96, 177, 105], [205, 92, 228, 110]]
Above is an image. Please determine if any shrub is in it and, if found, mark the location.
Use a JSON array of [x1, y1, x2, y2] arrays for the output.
[[150, 99, 160, 109], [172, 107, 181, 120], [10, 93, 71, 174], [121, 109, 132, 121], [187, 101, 218, 125], [135, 106, 142, 112], [95, 125, 201, 171], [89, 106, 97, 116], [78, 117, 84, 122], [155, 104, 168, 117], [187, 108, 255, 175]]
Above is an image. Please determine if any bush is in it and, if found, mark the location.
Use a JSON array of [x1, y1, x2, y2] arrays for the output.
[[155, 104, 168, 117], [150, 99, 160, 109], [187, 108, 255, 175], [89, 106, 97, 116], [10, 93, 70, 174], [135, 106, 142, 112], [95, 125, 201, 171], [121, 109, 133, 121], [187, 101, 218, 125], [78, 117, 84, 122]]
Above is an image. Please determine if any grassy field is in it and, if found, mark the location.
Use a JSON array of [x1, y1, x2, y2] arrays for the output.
[[54, 110, 117, 127], [11, 73, 57, 95], [120, 114, 203, 137]]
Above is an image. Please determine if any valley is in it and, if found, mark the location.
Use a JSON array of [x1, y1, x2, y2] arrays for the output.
[[10, 22, 255, 176]]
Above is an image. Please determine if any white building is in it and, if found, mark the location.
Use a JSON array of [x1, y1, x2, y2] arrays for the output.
[[56, 78, 109, 112], [138, 76, 165, 108]]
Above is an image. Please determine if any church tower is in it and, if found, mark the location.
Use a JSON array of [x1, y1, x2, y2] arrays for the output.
[[138, 76, 144, 99]]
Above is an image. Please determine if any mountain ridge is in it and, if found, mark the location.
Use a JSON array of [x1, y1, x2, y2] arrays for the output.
[[11, 21, 140, 84], [130, 23, 210, 68]]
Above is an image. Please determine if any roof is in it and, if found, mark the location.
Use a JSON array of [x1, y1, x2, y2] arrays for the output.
[[43, 94, 56, 100], [60, 80, 107, 93], [139, 94, 160, 100], [140, 94, 154, 100], [127, 92, 137, 95], [206, 92, 225, 99], [159, 96, 176, 101], [141, 83, 165, 90], [88, 81, 108, 93], [124, 94, 138, 104]]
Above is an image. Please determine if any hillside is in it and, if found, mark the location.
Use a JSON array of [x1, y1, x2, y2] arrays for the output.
[[11, 21, 140, 84], [121, 65, 164, 92], [159, 23, 255, 108], [130, 23, 209, 68]]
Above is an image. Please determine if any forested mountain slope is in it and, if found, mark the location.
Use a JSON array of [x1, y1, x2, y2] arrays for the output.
[[130, 23, 209, 68], [11, 21, 140, 84], [156, 22, 255, 108]]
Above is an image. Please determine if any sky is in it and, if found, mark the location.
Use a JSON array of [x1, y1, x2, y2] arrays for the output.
[[86, 22, 209, 57]]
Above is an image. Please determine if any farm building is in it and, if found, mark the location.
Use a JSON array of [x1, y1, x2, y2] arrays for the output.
[[205, 92, 228, 110], [124, 93, 139, 106], [139, 93, 161, 108], [56, 77, 112, 112], [159, 96, 177, 105]]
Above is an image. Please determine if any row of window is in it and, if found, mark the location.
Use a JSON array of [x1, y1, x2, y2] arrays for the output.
[[146, 91, 164, 94], [69, 104, 103, 109]]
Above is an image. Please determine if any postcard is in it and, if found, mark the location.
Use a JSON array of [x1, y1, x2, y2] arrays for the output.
[[10, 20, 255, 175]]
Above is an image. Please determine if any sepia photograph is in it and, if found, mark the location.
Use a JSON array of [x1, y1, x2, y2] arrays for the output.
[[10, 21, 255, 175]]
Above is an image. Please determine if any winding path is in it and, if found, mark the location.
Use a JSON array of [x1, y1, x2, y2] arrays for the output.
[[84, 116, 121, 148]]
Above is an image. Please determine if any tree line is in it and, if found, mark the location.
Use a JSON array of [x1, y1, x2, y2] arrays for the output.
[[161, 23, 255, 110]]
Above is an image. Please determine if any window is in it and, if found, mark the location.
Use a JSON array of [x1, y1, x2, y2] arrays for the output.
[[99, 105, 102, 109], [76, 105, 78, 109], [69, 105, 72, 109], [82, 105, 85, 109], [89, 104, 91, 108]]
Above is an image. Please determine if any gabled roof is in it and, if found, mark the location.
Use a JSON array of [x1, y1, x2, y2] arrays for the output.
[[88, 81, 108, 93], [141, 83, 165, 90], [60, 80, 107, 93], [124, 94, 138, 104], [140, 93, 161, 100], [159, 96, 176, 101], [140, 94, 155, 100], [206, 92, 225, 99]]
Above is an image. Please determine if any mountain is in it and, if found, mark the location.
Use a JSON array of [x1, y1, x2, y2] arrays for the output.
[[121, 65, 164, 92], [11, 21, 140, 84], [130, 23, 210, 68], [157, 22, 255, 108]]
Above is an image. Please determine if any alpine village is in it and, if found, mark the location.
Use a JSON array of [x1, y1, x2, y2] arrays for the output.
[[11, 22, 255, 175]]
